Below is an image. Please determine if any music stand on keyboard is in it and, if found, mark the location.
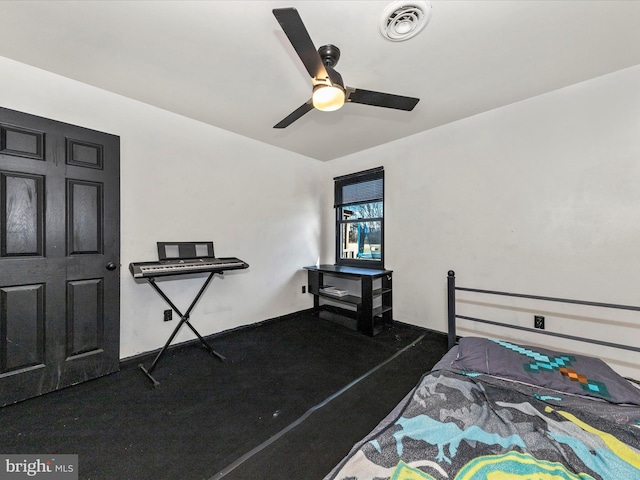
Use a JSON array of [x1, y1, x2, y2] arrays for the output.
[[131, 242, 248, 387]]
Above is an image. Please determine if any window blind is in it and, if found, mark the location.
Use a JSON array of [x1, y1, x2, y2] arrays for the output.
[[334, 167, 384, 207]]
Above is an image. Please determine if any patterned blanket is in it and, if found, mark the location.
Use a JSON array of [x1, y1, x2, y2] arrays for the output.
[[325, 340, 640, 480]]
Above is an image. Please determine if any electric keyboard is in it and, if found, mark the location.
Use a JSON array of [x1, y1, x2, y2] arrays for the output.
[[129, 257, 248, 278]]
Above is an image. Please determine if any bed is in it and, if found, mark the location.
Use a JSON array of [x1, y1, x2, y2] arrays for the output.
[[324, 271, 640, 480]]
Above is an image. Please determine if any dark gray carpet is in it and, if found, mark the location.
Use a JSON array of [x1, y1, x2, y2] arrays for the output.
[[0, 312, 448, 480]]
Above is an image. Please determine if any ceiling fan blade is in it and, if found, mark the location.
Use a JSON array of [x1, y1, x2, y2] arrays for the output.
[[273, 100, 314, 129], [273, 8, 328, 80], [347, 88, 420, 111]]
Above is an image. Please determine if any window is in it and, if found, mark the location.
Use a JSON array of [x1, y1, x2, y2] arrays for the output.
[[334, 167, 384, 268]]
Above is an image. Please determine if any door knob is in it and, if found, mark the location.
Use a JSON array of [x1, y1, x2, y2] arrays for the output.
[[106, 262, 117, 271]]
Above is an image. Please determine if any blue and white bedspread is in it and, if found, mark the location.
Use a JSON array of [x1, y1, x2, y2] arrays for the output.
[[325, 338, 640, 480]]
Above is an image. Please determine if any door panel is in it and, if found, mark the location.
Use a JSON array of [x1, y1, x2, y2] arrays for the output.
[[0, 107, 120, 406], [68, 180, 102, 254], [0, 124, 45, 160], [67, 278, 103, 355], [1, 284, 45, 372], [1, 172, 44, 256]]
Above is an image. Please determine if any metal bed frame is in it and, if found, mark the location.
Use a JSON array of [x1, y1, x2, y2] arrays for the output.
[[446, 270, 640, 358]]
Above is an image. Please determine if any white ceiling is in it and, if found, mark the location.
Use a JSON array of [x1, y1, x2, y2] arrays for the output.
[[1, 1, 639, 161]]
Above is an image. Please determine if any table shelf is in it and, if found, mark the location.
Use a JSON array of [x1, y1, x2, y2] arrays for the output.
[[304, 265, 393, 336]]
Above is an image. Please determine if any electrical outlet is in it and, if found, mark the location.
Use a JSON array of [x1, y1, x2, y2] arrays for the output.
[[164, 310, 172, 322], [534, 315, 545, 329], [301, 285, 306, 294]]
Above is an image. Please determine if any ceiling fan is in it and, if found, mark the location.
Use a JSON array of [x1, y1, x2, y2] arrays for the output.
[[272, 7, 420, 128]]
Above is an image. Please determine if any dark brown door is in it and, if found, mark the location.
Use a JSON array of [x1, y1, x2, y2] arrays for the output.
[[0, 107, 120, 406]]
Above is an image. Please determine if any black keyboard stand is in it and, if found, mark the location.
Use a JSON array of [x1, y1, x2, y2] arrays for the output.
[[138, 271, 225, 387]]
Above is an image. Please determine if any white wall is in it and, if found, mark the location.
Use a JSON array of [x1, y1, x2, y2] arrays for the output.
[[325, 65, 640, 379], [2, 55, 639, 379], [0, 56, 323, 359]]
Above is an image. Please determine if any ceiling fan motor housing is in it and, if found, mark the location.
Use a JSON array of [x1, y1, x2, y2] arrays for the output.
[[318, 44, 340, 67]]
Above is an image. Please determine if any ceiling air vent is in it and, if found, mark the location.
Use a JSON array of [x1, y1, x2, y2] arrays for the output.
[[379, 0, 431, 42]]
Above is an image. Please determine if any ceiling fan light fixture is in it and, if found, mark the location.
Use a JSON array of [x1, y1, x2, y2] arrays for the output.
[[312, 84, 345, 111]]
